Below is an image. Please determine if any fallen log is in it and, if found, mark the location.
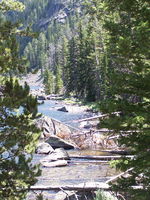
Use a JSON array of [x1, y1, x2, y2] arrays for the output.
[[71, 130, 140, 138], [74, 112, 121, 122], [69, 155, 134, 161], [30, 182, 144, 191], [101, 150, 130, 155], [71, 129, 114, 138], [30, 182, 110, 191], [68, 160, 108, 164], [105, 168, 133, 184]]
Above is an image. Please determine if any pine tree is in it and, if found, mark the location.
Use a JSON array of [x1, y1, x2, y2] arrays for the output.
[[55, 65, 63, 94], [64, 36, 79, 96], [99, 0, 150, 199], [43, 68, 55, 94], [0, 1, 41, 199], [84, 0, 110, 101]]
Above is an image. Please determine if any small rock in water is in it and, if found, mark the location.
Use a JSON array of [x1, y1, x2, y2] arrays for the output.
[[41, 160, 68, 168], [57, 106, 68, 112], [37, 95, 46, 100], [54, 148, 70, 160], [40, 148, 69, 167], [40, 148, 70, 162]]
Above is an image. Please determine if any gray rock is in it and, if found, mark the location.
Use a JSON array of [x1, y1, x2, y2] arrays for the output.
[[46, 135, 76, 149], [41, 160, 68, 168], [40, 148, 70, 167], [83, 124, 92, 129], [53, 119, 72, 139], [57, 106, 68, 112], [36, 142, 54, 154], [54, 148, 70, 160], [40, 154, 58, 162], [37, 95, 46, 100], [36, 116, 55, 138], [40, 148, 70, 163]]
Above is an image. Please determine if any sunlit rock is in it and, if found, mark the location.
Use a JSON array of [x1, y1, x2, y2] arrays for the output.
[[36, 142, 54, 154]]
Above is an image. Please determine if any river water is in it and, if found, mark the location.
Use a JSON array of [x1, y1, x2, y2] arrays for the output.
[[31, 85, 94, 127], [27, 85, 118, 199], [34, 98, 117, 180]]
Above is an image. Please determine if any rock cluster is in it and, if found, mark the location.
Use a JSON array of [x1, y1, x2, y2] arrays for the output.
[[36, 115, 118, 151], [40, 148, 70, 167]]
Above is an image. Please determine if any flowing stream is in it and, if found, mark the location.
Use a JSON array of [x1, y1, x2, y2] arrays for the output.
[[38, 100, 92, 128], [33, 97, 117, 184], [27, 80, 118, 199]]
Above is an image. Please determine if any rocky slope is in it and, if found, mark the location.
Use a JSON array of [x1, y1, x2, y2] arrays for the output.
[[38, 0, 82, 28]]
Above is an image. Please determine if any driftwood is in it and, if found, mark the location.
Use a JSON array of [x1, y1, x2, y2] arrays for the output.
[[68, 160, 108, 164], [75, 112, 121, 123], [30, 182, 110, 191], [30, 182, 144, 191], [101, 150, 130, 155], [70, 155, 134, 161], [72, 130, 140, 139], [71, 129, 113, 138], [105, 168, 133, 184]]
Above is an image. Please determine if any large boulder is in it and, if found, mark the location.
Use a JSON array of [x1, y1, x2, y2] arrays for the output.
[[36, 116, 73, 139], [36, 116, 55, 138], [46, 135, 76, 149], [36, 142, 54, 154], [54, 119, 72, 139]]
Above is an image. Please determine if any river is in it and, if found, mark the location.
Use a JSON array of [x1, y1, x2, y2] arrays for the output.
[[38, 100, 93, 128], [27, 81, 118, 199]]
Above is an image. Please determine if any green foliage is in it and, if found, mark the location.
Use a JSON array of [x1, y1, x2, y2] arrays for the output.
[[36, 193, 48, 200], [43, 68, 55, 95], [63, 1, 110, 101], [0, 78, 41, 200], [95, 190, 117, 200], [0, 1, 41, 199], [98, 0, 150, 199], [55, 65, 63, 94], [0, 0, 25, 12], [0, 19, 24, 75]]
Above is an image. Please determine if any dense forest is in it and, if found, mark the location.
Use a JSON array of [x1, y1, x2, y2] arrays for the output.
[[6, 0, 109, 101], [0, 0, 150, 200]]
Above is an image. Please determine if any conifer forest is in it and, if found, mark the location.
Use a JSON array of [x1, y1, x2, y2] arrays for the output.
[[0, 0, 150, 200]]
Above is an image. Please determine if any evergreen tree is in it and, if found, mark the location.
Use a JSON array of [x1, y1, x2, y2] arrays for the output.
[[43, 68, 55, 94], [0, 1, 41, 199], [64, 36, 79, 95], [55, 65, 63, 94], [99, 0, 150, 199]]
